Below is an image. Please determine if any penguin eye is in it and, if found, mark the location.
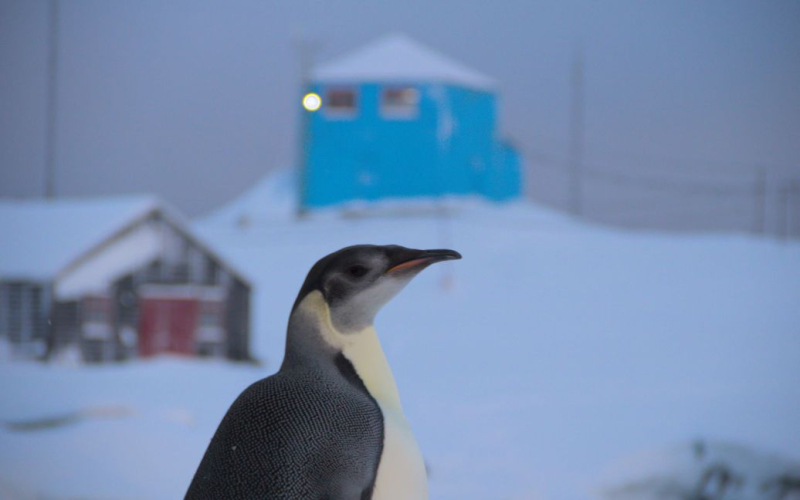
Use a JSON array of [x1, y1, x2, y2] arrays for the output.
[[346, 264, 369, 278]]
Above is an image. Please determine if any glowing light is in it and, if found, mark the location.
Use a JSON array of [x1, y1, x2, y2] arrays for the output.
[[302, 93, 321, 112]]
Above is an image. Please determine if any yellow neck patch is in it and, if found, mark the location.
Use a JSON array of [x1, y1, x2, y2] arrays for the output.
[[297, 291, 404, 412]]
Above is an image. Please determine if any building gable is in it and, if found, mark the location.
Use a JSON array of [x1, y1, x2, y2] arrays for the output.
[[313, 33, 496, 91]]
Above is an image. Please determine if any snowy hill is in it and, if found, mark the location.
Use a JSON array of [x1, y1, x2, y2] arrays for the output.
[[198, 166, 297, 226], [598, 440, 800, 500], [1, 170, 799, 499]]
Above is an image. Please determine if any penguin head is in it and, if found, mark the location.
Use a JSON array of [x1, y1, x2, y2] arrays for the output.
[[293, 244, 461, 333]]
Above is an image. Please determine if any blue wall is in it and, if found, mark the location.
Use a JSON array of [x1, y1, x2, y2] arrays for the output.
[[302, 82, 521, 208]]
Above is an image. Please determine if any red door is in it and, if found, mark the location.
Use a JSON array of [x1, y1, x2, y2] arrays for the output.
[[139, 297, 199, 357]]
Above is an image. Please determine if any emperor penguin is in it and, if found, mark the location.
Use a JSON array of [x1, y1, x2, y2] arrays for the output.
[[186, 244, 461, 500]]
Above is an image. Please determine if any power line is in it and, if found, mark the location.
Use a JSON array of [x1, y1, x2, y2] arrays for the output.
[[523, 133, 796, 176], [524, 146, 767, 183], [528, 155, 756, 195], [525, 150, 800, 239], [581, 168, 754, 196]]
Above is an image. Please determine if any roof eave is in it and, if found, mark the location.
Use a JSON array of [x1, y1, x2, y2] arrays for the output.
[[310, 76, 497, 93]]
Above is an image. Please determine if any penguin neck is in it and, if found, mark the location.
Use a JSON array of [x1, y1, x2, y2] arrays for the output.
[[291, 291, 404, 413]]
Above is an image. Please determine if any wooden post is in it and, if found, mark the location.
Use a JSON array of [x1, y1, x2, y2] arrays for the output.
[[568, 46, 585, 216], [789, 181, 800, 240], [44, 0, 59, 199], [753, 168, 767, 235], [777, 183, 790, 242]]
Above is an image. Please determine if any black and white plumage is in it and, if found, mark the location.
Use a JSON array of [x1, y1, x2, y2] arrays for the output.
[[186, 244, 461, 500]]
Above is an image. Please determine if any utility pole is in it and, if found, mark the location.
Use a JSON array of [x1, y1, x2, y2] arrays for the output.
[[753, 167, 767, 235], [44, 0, 59, 199], [293, 34, 319, 218], [788, 181, 799, 240], [568, 45, 585, 216], [776, 181, 798, 242]]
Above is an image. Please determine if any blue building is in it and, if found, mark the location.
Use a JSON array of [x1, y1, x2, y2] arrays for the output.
[[300, 34, 522, 209]]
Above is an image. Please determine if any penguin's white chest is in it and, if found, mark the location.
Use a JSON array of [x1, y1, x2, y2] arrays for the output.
[[372, 404, 428, 500], [300, 293, 429, 499]]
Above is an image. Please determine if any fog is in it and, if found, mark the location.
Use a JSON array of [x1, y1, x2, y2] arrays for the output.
[[1, 0, 799, 220]]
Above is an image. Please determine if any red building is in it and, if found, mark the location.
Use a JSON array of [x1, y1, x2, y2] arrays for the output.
[[0, 195, 252, 363]]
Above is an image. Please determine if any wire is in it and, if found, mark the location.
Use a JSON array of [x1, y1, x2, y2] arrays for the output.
[[521, 134, 797, 174]]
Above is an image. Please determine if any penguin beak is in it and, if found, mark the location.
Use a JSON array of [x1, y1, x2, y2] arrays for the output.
[[385, 249, 462, 275]]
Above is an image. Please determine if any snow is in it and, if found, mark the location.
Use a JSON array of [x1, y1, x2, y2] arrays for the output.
[[0, 359, 260, 500], [0, 194, 250, 295], [597, 440, 800, 499], [312, 33, 497, 91], [198, 166, 297, 226], [55, 218, 162, 300], [1, 171, 799, 499], [0, 195, 158, 281]]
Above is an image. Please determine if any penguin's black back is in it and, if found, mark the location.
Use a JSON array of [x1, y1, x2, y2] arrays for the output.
[[185, 356, 383, 500]]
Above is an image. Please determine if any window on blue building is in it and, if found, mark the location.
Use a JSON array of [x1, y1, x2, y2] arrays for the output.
[[381, 87, 419, 119], [325, 88, 357, 117]]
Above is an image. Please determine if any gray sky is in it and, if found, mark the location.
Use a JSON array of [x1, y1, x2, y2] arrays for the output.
[[1, 0, 799, 216]]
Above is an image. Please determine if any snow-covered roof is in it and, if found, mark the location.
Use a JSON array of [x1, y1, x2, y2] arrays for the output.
[[312, 33, 496, 91], [0, 195, 159, 281], [0, 195, 249, 289]]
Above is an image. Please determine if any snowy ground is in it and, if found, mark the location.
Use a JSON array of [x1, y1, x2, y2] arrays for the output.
[[1, 186, 799, 499]]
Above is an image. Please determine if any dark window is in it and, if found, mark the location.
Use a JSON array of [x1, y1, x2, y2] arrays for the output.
[[381, 87, 420, 118], [205, 259, 219, 285], [29, 286, 42, 340], [147, 261, 162, 282], [83, 297, 110, 323], [7, 283, 23, 343], [172, 262, 189, 283], [116, 284, 138, 326], [188, 247, 206, 283], [199, 302, 223, 327], [0, 284, 5, 339], [325, 88, 357, 115]]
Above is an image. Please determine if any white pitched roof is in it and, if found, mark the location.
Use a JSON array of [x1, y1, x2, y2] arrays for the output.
[[312, 34, 496, 91], [0, 195, 249, 289], [0, 195, 159, 281]]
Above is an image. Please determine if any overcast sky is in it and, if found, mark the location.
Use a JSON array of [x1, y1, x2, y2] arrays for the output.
[[1, 0, 798, 216]]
